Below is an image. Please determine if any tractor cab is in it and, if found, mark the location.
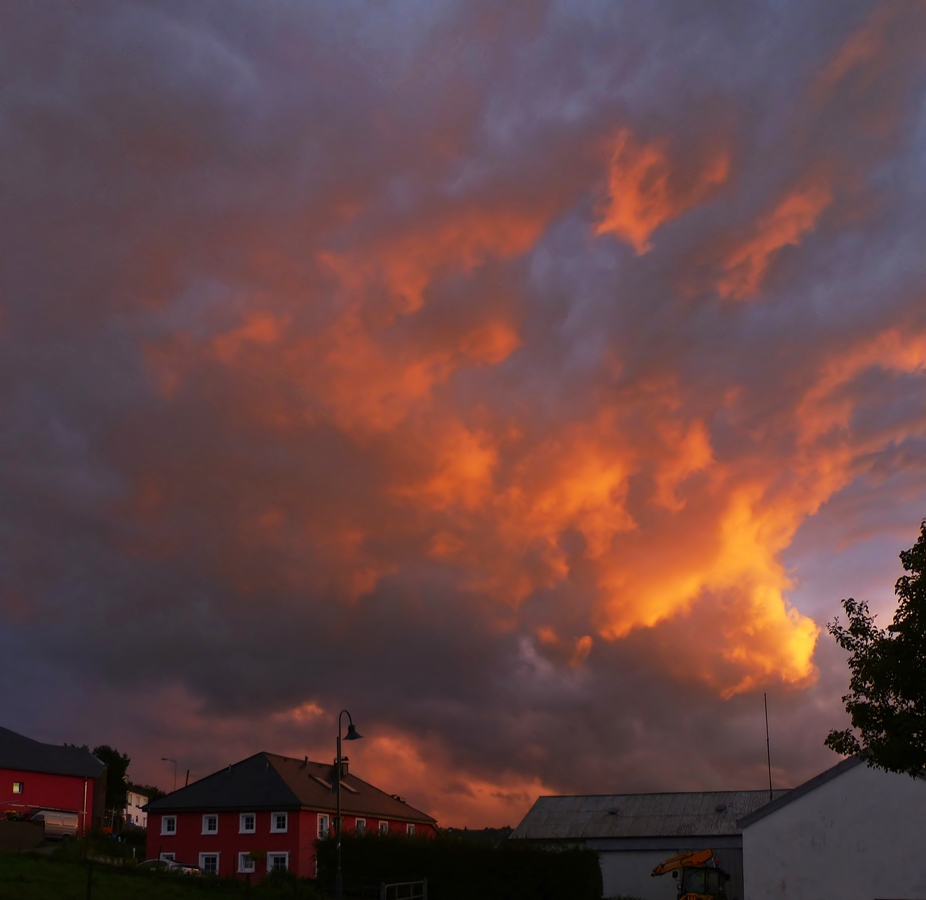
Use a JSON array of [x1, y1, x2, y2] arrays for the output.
[[674, 864, 729, 899]]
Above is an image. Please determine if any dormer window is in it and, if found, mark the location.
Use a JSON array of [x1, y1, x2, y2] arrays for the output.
[[202, 814, 218, 834]]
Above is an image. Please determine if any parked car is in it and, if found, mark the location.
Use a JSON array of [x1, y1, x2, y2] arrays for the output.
[[25, 810, 78, 840], [138, 858, 201, 875]]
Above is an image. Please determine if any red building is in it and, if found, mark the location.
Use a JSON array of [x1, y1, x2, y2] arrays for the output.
[[146, 752, 437, 878], [0, 726, 106, 835]]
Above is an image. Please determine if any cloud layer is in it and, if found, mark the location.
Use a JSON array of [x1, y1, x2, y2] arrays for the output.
[[2, 0, 926, 825]]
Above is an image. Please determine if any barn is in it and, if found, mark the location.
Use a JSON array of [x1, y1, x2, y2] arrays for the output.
[[738, 756, 926, 900], [510, 789, 789, 900]]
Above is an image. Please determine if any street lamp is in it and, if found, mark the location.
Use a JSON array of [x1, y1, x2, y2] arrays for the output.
[[161, 758, 177, 792], [336, 710, 363, 900]]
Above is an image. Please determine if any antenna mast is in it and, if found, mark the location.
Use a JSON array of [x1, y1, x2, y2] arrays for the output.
[[764, 692, 773, 801]]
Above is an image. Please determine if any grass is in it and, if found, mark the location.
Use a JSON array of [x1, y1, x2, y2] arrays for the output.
[[0, 850, 323, 900]]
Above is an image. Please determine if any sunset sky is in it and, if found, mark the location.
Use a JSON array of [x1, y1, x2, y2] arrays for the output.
[[3, 0, 926, 827]]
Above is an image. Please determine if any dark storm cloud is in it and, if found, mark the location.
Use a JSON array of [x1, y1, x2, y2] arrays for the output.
[[2, 0, 926, 824]]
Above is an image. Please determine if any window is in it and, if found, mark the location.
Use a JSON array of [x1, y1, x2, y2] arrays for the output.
[[271, 811, 288, 833], [238, 852, 256, 874], [355, 818, 366, 835], [202, 814, 218, 834], [160, 853, 175, 862], [406, 823, 415, 837], [161, 816, 176, 836], [317, 814, 329, 838], [239, 813, 255, 834], [379, 821, 389, 835], [199, 853, 219, 875], [267, 852, 288, 872], [12, 782, 23, 794]]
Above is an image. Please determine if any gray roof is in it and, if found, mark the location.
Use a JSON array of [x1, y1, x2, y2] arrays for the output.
[[737, 756, 863, 829], [511, 790, 791, 841], [0, 726, 105, 778], [147, 753, 436, 824]]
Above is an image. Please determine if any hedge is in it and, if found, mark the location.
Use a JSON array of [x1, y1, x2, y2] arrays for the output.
[[315, 832, 602, 900]]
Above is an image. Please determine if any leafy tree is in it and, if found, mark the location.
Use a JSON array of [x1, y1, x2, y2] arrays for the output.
[[92, 745, 130, 811], [825, 519, 926, 776], [127, 782, 166, 803]]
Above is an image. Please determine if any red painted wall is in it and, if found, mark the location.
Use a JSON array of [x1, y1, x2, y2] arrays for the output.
[[0, 767, 97, 836], [146, 810, 436, 879]]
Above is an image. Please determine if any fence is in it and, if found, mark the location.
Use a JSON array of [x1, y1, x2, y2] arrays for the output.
[[380, 879, 426, 900]]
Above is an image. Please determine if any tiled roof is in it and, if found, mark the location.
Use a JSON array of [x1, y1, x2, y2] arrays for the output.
[[510, 789, 791, 841], [0, 727, 105, 778], [147, 752, 435, 825]]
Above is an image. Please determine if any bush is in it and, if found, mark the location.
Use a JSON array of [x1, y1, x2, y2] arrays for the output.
[[315, 832, 602, 900]]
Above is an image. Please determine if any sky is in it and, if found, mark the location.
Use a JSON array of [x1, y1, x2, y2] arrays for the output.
[[2, 0, 926, 828]]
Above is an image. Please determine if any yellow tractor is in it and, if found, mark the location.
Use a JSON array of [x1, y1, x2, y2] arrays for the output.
[[651, 848, 731, 900]]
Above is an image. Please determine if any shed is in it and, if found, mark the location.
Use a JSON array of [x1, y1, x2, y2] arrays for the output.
[[512, 789, 789, 900], [738, 756, 926, 900]]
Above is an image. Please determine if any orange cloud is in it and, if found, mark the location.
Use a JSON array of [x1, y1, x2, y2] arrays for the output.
[[595, 128, 730, 254], [716, 177, 832, 300]]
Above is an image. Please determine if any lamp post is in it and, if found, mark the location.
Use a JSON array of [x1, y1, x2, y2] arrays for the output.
[[336, 710, 363, 900], [161, 758, 177, 792]]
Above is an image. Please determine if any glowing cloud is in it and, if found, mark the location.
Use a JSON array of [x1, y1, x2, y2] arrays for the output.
[[596, 129, 730, 254]]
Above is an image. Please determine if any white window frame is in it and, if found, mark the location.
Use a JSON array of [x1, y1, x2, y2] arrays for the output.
[[202, 813, 218, 835], [379, 820, 389, 835], [237, 851, 256, 874], [159, 852, 175, 862], [317, 813, 330, 838], [267, 851, 289, 873], [198, 852, 220, 875], [355, 818, 366, 834], [239, 812, 256, 834], [406, 823, 415, 836], [161, 815, 177, 836], [270, 811, 288, 834], [12, 781, 23, 794]]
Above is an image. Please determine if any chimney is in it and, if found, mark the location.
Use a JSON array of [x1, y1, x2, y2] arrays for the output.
[[303, 756, 308, 767], [333, 757, 349, 778]]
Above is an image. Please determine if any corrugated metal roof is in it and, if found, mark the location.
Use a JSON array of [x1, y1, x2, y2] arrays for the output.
[[510, 790, 791, 840]]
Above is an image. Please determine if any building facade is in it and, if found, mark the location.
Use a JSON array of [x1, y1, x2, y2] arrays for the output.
[[145, 752, 436, 878], [0, 726, 106, 836], [511, 789, 789, 900], [124, 790, 149, 828], [739, 756, 926, 900]]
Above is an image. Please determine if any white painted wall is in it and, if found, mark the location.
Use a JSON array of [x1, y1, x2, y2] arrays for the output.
[[124, 791, 148, 828], [742, 763, 926, 900]]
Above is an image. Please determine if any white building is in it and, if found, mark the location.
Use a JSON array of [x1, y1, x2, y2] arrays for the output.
[[124, 790, 148, 828], [511, 789, 789, 900], [739, 756, 926, 900]]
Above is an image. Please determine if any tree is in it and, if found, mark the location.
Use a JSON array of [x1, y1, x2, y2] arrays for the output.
[[825, 519, 926, 776], [93, 745, 130, 812]]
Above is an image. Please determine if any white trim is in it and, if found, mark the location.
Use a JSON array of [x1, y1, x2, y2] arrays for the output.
[[159, 852, 175, 862], [202, 813, 218, 835], [270, 811, 288, 833], [198, 852, 220, 875], [161, 815, 177, 836], [355, 818, 366, 834], [239, 812, 256, 834], [237, 851, 256, 874], [317, 813, 330, 838], [267, 851, 289, 872], [379, 820, 389, 835], [406, 823, 415, 836]]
